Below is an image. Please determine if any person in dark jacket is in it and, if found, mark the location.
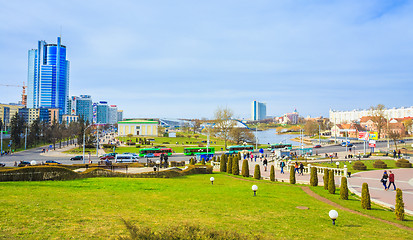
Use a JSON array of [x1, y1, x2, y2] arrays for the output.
[[387, 171, 396, 190], [381, 170, 388, 190], [280, 161, 285, 174], [299, 162, 304, 175], [263, 158, 268, 171]]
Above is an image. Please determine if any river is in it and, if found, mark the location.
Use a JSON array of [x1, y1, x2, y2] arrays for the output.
[[253, 129, 300, 146]]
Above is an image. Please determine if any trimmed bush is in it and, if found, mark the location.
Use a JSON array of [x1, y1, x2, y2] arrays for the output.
[[290, 165, 295, 184], [372, 160, 387, 169], [323, 169, 329, 190], [328, 170, 335, 194], [395, 159, 412, 168], [340, 177, 348, 200], [310, 167, 318, 186], [227, 156, 233, 174], [102, 144, 115, 148], [0, 166, 79, 181], [232, 156, 239, 175], [270, 165, 275, 181], [241, 160, 249, 177], [253, 164, 261, 180], [220, 157, 227, 172], [395, 188, 405, 221], [201, 159, 206, 165], [189, 158, 195, 165], [361, 183, 371, 210], [353, 161, 367, 170]]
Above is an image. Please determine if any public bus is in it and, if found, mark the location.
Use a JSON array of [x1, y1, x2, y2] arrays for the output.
[[268, 143, 292, 151], [139, 148, 173, 157], [183, 147, 215, 156], [227, 145, 254, 154]]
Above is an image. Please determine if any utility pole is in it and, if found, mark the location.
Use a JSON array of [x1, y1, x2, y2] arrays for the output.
[[96, 125, 99, 157], [24, 127, 27, 150], [0, 126, 3, 156], [318, 124, 321, 145], [255, 124, 258, 150]]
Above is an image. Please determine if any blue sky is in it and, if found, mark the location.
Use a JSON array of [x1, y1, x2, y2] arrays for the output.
[[0, 0, 412, 119]]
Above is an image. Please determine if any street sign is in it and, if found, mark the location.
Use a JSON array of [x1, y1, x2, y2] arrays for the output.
[[369, 132, 378, 140], [369, 140, 376, 148], [358, 132, 369, 140]]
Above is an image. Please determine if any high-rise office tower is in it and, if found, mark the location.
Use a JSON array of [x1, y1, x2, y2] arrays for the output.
[[96, 101, 109, 124], [70, 95, 93, 123], [27, 37, 70, 116], [251, 100, 267, 121]]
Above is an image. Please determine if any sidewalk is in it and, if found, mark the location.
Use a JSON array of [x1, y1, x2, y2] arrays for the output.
[[40, 144, 106, 158]]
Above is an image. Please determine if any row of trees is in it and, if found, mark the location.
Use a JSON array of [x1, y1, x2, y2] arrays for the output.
[[3, 113, 99, 151]]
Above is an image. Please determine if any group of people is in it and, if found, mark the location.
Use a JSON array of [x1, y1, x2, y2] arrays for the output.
[[381, 170, 396, 190], [393, 150, 402, 159], [0, 150, 14, 156]]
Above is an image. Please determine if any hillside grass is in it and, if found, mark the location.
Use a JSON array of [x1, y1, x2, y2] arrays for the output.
[[0, 173, 412, 239]]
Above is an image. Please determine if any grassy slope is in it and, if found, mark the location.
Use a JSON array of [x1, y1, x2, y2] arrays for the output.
[[0, 174, 412, 239], [311, 159, 399, 173]]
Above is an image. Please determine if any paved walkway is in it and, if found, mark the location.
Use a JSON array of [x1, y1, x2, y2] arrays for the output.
[[347, 168, 413, 215]]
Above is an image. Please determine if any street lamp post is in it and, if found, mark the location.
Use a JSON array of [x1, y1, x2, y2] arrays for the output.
[[83, 124, 93, 164], [318, 124, 321, 145], [0, 125, 3, 156], [24, 127, 27, 150]]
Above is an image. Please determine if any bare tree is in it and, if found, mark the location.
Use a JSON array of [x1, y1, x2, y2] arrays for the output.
[[304, 120, 319, 136], [402, 119, 412, 136], [229, 128, 255, 144], [213, 107, 235, 149], [369, 104, 387, 139]]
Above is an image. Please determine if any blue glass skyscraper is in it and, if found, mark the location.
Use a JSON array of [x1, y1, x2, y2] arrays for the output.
[[27, 37, 70, 115]]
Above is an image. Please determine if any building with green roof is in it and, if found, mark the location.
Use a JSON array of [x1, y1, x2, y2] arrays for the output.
[[118, 119, 158, 136]]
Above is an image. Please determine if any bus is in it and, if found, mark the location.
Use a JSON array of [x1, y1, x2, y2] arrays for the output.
[[183, 147, 215, 156], [268, 143, 292, 151], [227, 145, 254, 154], [139, 148, 173, 157]]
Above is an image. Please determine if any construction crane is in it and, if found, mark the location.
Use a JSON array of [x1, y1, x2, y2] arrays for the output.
[[0, 82, 27, 107]]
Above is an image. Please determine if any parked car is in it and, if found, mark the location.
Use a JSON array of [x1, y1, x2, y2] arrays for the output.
[[313, 145, 322, 148], [70, 155, 83, 161], [45, 160, 61, 165], [341, 142, 354, 147], [18, 161, 31, 167], [100, 155, 115, 160], [144, 153, 155, 158], [0, 163, 5, 167], [400, 140, 405, 143]]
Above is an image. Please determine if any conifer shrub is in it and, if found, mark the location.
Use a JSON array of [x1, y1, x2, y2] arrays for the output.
[[232, 156, 239, 175], [372, 160, 387, 169], [189, 158, 195, 165], [310, 167, 318, 186], [395, 159, 412, 168], [361, 183, 371, 210], [340, 176, 348, 200], [254, 164, 261, 180], [227, 156, 233, 174], [201, 159, 206, 165], [328, 170, 335, 194], [353, 161, 367, 170], [270, 165, 275, 181], [395, 188, 405, 221], [323, 169, 329, 190], [220, 157, 227, 172], [241, 160, 249, 177], [290, 165, 296, 184]]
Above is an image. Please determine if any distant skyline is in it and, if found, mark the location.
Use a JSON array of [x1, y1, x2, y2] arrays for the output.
[[1, 1, 412, 119]]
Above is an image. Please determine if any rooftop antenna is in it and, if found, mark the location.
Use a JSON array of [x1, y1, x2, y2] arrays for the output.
[[60, 25, 62, 38]]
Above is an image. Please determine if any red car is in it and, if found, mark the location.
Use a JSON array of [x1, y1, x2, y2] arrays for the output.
[[100, 155, 115, 160], [313, 145, 322, 148]]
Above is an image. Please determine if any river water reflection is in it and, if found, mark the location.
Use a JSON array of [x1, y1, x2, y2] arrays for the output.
[[253, 129, 300, 146]]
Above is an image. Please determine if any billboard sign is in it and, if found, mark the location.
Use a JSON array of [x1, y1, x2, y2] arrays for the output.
[[369, 140, 376, 148], [369, 131, 378, 140], [358, 131, 369, 140], [71, 96, 77, 115]]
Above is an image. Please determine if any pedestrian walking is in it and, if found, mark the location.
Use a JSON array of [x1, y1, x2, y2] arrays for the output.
[[263, 158, 268, 171], [393, 150, 397, 158], [299, 162, 304, 175], [398, 150, 401, 159], [381, 170, 388, 190], [294, 162, 299, 174], [387, 171, 396, 190], [280, 161, 285, 174]]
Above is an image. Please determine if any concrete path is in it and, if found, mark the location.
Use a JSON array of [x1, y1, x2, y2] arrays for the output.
[[347, 168, 413, 215]]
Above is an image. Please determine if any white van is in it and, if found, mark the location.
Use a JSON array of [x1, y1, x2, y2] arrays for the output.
[[115, 154, 139, 163]]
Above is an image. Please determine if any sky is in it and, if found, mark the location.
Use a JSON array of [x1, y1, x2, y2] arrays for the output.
[[0, 0, 412, 120]]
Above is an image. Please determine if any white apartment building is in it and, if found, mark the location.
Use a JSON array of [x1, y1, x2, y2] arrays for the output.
[[329, 106, 413, 124]]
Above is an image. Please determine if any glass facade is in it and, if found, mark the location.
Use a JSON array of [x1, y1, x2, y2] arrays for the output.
[[27, 37, 70, 116], [251, 101, 267, 121]]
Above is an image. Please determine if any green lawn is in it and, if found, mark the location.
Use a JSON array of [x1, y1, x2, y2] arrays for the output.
[[0, 174, 412, 239], [311, 159, 399, 173]]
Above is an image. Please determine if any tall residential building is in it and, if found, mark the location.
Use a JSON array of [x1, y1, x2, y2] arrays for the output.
[[70, 95, 93, 123], [96, 101, 109, 124], [27, 37, 70, 116], [108, 105, 118, 124], [117, 110, 123, 122], [0, 103, 24, 131], [251, 100, 267, 121]]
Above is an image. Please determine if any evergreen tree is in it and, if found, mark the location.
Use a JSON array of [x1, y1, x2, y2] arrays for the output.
[[328, 170, 336, 194], [310, 167, 318, 186], [270, 165, 275, 181], [220, 156, 227, 172], [340, 177, 348, 200], [361, 183, 371, 210], [253, 164, 261, 180], [395, 188, 405, 221], [10, 113, 24, 149], [323, 169, 329, 190], [241, 159, 249, 177], [227, 156, 233, 174], [290, 165, 296, 184], [232, 155, 239, 175], [201, 159, 206, 165]]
